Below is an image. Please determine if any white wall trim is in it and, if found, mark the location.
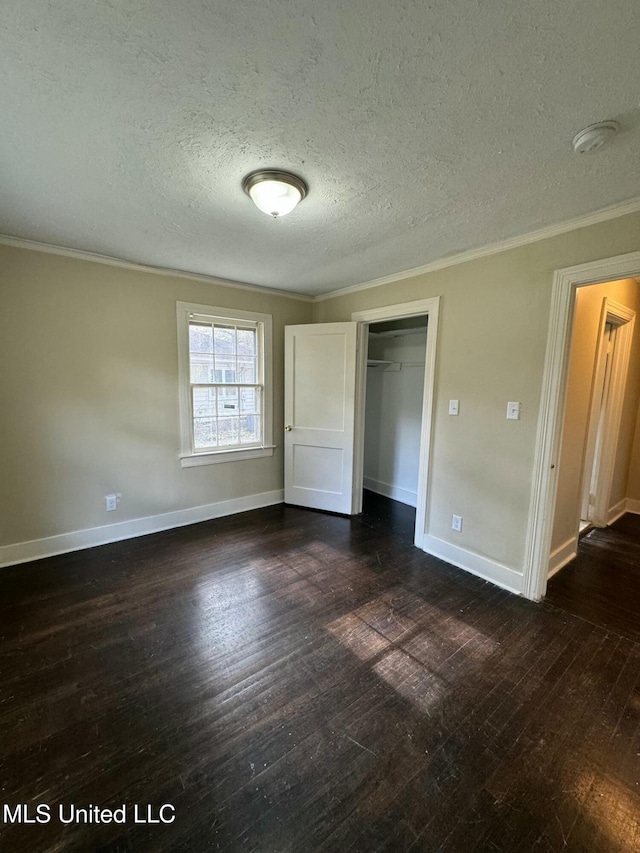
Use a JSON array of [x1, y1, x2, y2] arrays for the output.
[[422, 534, 523, 595], [180, 446, 276, 467], [314, 197, 640, 303], [607, 498, 628, 526], [523, 251, 640, 602], [591, 302, 635, 527], [548, 536, 578, 579], [363, 477, 417, 508], [352, 298, 440, 324], [5, 198, 640, 306], [0, 234, 313, 303], [626, 498, 640, 515], [0, 490, 284, 569]]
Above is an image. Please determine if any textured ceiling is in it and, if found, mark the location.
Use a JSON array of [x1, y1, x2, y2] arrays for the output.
[[1, 1, 639, 296]]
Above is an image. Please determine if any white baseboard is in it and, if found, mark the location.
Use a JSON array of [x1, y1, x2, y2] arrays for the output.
[[548, 535, 578, 578], [363, 476, 417, 508], [0, 490, 284, 569], [625, 498, 640, 515], [607, 498, 628, 525], [421, 534, 523, 595]]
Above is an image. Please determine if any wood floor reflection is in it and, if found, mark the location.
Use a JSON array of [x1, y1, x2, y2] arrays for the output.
[[0, 497, 638, 851]]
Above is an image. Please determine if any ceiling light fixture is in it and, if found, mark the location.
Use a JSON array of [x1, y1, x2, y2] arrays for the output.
[[572, 120, 619, 154], [242, 169, 308, 218]]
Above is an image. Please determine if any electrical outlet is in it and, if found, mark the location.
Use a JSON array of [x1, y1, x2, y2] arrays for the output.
[[105, 494, 118, 512], [452, 515, 463, 532]]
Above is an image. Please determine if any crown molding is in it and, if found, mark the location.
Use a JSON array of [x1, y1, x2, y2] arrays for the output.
[[2, 195, 639, 304], [0, 234, 313, 303], [313, 196, 640, 302]]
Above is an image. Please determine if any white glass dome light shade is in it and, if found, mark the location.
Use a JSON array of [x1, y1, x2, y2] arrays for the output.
[[249, 179, 301, 217], [242, 170, 308, 218]]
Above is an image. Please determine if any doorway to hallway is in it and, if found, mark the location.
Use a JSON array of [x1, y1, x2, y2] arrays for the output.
[[546, 513, 640, 643]]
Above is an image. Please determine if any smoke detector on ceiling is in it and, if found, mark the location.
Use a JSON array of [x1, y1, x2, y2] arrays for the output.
[[572, 121, 619, 154]]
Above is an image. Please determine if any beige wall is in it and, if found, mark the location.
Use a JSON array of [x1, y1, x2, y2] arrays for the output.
[[551, 280, 640, 553], [0, 245, 312, 549], [313, 211, 640, 573], [2, 210, 640, 575]]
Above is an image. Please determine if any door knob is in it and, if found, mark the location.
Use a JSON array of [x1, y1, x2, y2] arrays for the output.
[[285, 425, 292, 431]]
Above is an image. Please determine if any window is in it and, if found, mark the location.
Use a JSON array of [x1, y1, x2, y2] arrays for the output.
[[177, 302, 273, 466]]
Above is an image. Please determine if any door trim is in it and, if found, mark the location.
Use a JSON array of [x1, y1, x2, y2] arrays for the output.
[[523, 252, 640, 601], [579, 316, 614, 523], [351, 297, 440, 547], [590, 301, 635, 527]]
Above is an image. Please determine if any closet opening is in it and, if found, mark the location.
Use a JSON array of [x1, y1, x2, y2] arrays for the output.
[[361, 315, 428, 540]]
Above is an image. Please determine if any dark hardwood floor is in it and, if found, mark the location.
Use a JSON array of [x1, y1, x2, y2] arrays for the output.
[[546, 513, 640, 644], [1, 496, 638, 852]]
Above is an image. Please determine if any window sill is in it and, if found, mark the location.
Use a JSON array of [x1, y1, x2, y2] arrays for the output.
[[179, 445, 276, 468]]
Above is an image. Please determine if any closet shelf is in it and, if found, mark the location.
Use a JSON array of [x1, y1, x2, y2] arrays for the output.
[[367, 360, 425, 370], [367, 359, 400, 371]]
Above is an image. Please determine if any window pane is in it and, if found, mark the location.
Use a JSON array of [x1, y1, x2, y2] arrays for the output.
[[218, 416, 240, 446], [214, 361, 235, 382], [190, 353, 213, 383], [193, 387, 216, 417], [237, 358, 256, 383], [240, 387, 259, 414], [240, 415, 261, 444], [214, 325, 235, 355], [237, 328, 256, 355], [194, 418, 217, 449], [217, 388, 239, 415], [181, 308, 267, 458], [189, 323, 213, 353]]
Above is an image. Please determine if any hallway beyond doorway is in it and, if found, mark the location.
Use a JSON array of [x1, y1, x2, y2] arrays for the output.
[[546, 513, 640, 643]]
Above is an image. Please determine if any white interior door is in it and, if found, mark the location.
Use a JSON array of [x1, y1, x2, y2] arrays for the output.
[[284, 322, 358, 513]]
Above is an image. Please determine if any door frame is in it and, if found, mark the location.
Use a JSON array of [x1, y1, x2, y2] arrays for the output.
[[523, 252, 640, 601], [351, 297, 440, 547], [581, 301, 635, 529], [579, 318, 614, 524]]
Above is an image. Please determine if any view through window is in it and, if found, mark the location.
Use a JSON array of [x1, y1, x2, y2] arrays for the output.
[[188, 321, 262, 450]]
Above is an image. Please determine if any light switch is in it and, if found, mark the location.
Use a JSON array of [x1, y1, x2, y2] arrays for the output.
[[448, 399, 459, 416], [506, 401, 521, 420]]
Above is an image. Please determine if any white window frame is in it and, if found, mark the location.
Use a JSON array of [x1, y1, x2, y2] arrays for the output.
[[176, 302, 274, 467]]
